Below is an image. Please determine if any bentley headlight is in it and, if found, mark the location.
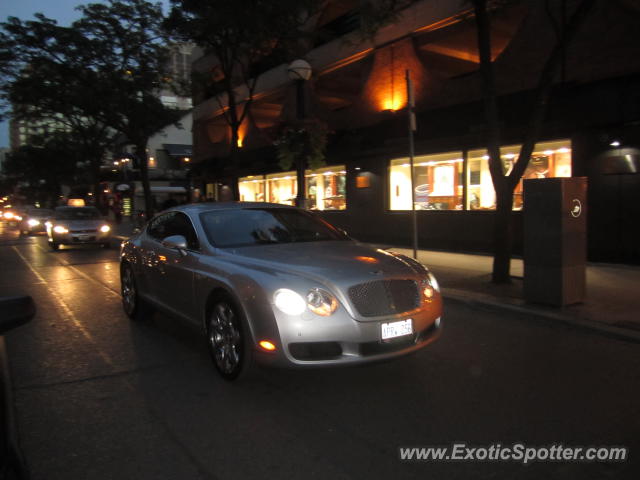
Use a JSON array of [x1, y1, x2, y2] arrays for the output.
[[100, 224, 111, 233], [273, 289, 306, 316], [306, 288, 338, 316], [28, 218, 40, 227], [422, 272, 440, 302], [53, 225, 69, 234]]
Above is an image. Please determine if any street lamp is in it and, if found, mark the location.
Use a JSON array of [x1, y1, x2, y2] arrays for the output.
[[288, 59, 312, 209]]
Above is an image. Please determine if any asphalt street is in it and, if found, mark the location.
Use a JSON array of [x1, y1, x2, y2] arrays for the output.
[[1, 223, 639, 480]]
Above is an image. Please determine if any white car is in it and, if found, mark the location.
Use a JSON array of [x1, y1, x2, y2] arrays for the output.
[[46, 206, 112, 250]]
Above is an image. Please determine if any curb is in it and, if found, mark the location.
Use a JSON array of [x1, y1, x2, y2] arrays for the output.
[[442, 288, 640, 344]]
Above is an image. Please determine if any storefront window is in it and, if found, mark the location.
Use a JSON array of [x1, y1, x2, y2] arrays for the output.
[[467, 149, 496, 210], [389, 152, 464, 210], [238, 175, 266, 202], [306, 166, 346, 210], [266, 171, 297, 206], [467, 139, 572, 210]]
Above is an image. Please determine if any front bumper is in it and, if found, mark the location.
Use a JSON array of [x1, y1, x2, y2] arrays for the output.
[[49, 231, 111, 245], [253, 295, 443, 368]]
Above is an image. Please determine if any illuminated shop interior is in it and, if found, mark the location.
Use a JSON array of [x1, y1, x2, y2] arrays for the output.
[[389, 140, 572, 211], [238, 166, 346, 210]]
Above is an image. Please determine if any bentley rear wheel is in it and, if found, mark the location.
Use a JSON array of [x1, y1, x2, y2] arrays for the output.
[[121, 263, 152, 321]]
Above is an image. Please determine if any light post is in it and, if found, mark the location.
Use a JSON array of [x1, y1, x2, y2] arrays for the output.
[[287, 59, 312, 209]]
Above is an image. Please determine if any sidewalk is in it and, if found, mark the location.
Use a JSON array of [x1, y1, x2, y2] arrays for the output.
[[112, 219, 640, 342], [391, 247, 640, 342]]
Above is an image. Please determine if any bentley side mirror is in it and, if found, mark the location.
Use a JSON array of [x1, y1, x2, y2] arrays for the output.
[[162, 235, 188, 256]]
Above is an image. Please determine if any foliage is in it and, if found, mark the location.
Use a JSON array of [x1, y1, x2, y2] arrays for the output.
[[0, 0, 187, 218], [165, 0, 320, 154], [275, 121, 329, 171], [0, 12, 118, 200], [2, 134, 84, 207]]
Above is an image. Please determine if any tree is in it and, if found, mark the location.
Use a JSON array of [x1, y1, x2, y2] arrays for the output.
[[0, 14, 117, 202], [165, 0, 320, 176], [75, 0, 186, 219], [1, 1, 186, 220], [471, 0, 597, 283], [2, 135, 82, 207]]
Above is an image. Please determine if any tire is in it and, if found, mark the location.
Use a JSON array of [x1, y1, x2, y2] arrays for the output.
[[50, 242, 60, 251], [206, 295, 252, 381], [120, 262, 153, 321]]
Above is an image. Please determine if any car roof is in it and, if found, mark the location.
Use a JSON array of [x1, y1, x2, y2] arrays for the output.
[[172, 202, 298, 215]]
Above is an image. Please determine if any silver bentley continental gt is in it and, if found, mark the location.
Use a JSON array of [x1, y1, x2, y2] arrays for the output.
[[120, 203, 442, 380]]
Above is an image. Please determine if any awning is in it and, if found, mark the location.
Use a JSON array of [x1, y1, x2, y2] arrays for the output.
[[136, 186, 187, 195], [163, 144, 192, 157]]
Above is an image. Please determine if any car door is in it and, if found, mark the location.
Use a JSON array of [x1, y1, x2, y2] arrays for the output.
[[138, 212, 173, 303], [146, 212, 200, 321]]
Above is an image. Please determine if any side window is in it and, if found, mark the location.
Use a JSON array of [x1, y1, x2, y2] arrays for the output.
[[170, 213, 199, 250], [147, 212, 175, 241], [147, 212, 199, 250]]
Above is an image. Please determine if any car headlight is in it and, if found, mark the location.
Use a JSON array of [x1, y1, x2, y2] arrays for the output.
[[4, 212, 13, 219], [53, 225, 69, 234], [28, 219, 40, 227], [100, 224, 111, 233], [273, 289, 306, 315], [421, 271, 440, 302], [306, 288, 338, 316]]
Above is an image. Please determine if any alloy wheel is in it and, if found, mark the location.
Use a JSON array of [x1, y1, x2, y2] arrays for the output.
[[208, 301, 243, 378], [121, 265, 136, 316]]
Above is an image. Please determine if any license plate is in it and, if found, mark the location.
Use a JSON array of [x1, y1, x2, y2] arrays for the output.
[[77, 234, 89, 241], [381, 319, 413, 340]]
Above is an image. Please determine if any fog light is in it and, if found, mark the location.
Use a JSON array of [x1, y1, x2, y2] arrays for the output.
[[259, 340, 276, 351]]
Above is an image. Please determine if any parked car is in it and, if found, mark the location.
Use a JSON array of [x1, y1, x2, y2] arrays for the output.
[[120, 202, 442, 380], [18, 208, 54, 236], [46, 206, 112, 250]]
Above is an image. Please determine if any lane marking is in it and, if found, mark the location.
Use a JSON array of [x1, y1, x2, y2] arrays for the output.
[[33, 243, 121, 297], [12, 246, 115, 367], [12, 243, 218, 478]]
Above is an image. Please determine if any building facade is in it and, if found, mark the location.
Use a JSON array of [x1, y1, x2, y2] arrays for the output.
[[191, 0, 640, 263]]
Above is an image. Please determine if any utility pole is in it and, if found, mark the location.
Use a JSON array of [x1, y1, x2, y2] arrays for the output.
[[406, 70, 418, 259]]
